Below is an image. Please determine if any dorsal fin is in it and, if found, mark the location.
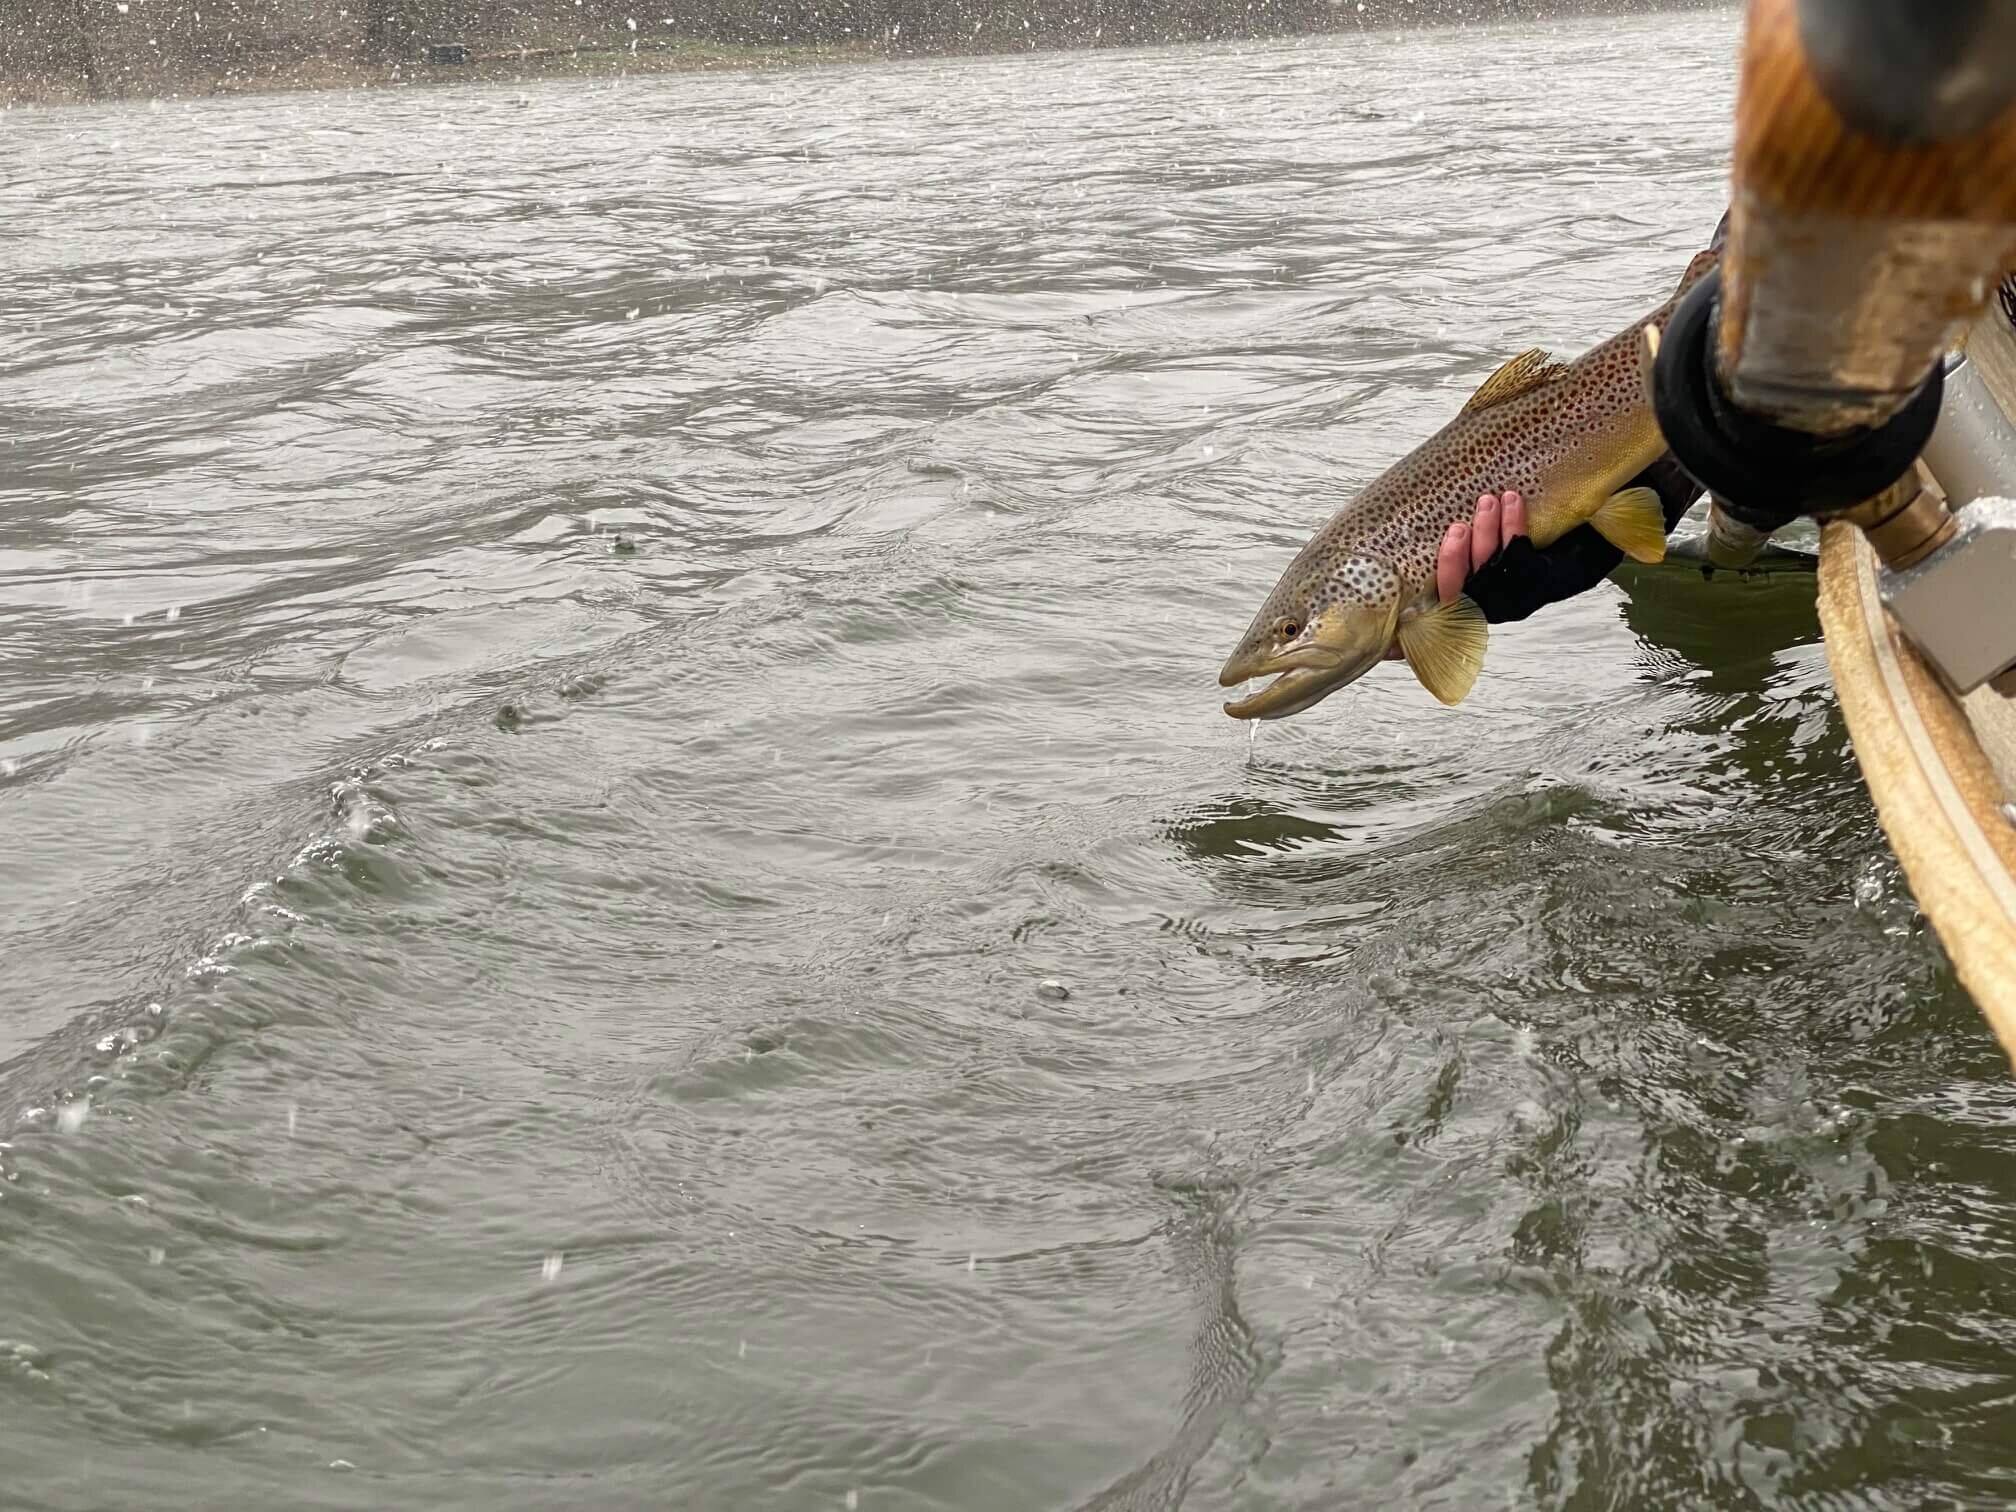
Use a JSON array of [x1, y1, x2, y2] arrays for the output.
[[1461, 347, 1568, 414]]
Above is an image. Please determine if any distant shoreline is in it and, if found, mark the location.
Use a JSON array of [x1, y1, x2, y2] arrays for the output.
[[1, 3, 1732, 110], [0, 39, 876, 109]]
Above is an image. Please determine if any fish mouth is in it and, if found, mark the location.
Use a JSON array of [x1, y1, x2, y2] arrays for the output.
[[1218, 646, 1377, 721]]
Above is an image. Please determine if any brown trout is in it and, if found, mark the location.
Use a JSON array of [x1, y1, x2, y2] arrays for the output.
[[1218, 245, 1720, 719]]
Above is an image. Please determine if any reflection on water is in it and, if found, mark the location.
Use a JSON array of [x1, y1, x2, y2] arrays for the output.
[[5, 11, 2016, 1510]]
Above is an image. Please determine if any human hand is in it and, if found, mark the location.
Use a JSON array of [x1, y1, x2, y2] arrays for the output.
[[1436, 490, 1527, 605], [1384, 490, 1527, 658]]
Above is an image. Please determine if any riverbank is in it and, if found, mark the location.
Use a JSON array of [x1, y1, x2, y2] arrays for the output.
[[1, 1, 1728, 110], [0, 37, 875, 108]]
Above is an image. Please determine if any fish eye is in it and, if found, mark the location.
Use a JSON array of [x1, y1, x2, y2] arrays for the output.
[[1275, 618, 1301, 641]]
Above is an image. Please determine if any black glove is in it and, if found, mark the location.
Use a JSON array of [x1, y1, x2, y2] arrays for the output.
[[1462, 453, 1703, 625], [1449, 211, 1725, 626]]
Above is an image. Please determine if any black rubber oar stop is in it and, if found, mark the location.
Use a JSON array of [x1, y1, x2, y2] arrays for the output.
[[1651, 266, 1946, 531]]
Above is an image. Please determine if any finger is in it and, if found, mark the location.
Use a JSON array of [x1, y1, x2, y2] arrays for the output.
[[1470, 492, 1502, 572], [1437, 522, 1469, 604], [1501, 489, 1527, 541]]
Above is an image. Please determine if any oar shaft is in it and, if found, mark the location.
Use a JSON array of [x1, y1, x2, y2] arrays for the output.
[[1718, 0, 2016, 434]]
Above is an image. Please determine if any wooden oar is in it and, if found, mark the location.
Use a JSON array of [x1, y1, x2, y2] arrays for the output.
[[1720, 0, 2016, 435], [1713, 0, 2016, 1063]]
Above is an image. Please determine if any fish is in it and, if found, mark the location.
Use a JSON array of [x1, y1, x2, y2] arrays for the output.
[[1217, 244, 1721, 720]]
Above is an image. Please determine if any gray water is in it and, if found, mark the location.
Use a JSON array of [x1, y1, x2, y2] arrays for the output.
[[6, 13, 2016, 1509]]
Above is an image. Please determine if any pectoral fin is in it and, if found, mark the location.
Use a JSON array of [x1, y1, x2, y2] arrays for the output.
[[1590, 485, 1667, 564], [1398, 595, 1488, 706]]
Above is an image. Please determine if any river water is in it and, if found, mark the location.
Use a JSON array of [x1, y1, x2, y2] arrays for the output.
[[6, 11, 2016, 1508]]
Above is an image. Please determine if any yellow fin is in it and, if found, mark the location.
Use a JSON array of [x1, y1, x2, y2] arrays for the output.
[[1461, 348, 1569, 414], [1590, 485, 1667, 564], [1398, 595, 1488, 706]]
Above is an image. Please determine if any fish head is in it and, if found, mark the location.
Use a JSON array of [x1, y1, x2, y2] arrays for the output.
[[1218, 541, 1402, 720]]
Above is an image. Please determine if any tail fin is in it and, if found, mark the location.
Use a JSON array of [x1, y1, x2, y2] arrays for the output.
[[1672, 245, 1720, 300], [1666, 210, 1728, 302]]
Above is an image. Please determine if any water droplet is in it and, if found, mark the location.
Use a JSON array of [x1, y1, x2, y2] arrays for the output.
[[146, 1247, 166, 1266], [737, 1337, 746, 1358], [0, 759, 14, 778], [1854, 859, 1888, 908], [286, 1103, 298, 1137], [541, 1253, 564, 1282], [56, 1099, 90, 1135], [165, 605, 180, 623], [846, 1491, 859, 1510]]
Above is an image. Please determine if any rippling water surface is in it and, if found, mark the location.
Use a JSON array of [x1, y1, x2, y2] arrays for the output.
[[7, 12, 2016, 1508]]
